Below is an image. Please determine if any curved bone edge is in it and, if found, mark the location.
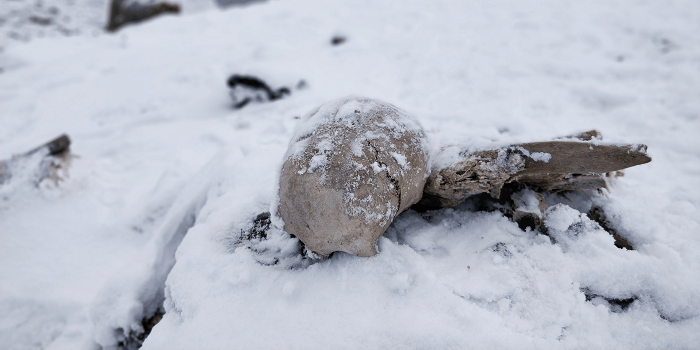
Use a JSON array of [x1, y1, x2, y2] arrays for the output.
[[278, 164, 384, 257], [420, 141, 651, 209]]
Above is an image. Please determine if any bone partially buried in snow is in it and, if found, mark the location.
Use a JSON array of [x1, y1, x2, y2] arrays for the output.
[[418, 131, 652, 210], [277, 97, 429, 257]]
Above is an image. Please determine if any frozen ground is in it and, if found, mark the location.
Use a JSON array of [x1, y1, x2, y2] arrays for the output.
[[1, 0, 699, 349]]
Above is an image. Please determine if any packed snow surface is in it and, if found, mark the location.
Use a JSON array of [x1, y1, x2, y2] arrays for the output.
[[1, 0, 699, 349]]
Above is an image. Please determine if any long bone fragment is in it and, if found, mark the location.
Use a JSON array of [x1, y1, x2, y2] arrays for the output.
[[418, 131, 651, 209], [276, 98, 653, 258]]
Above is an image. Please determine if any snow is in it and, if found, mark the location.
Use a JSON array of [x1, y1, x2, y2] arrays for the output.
[[511, 189, 542, 214], [1, 0, 699, 349]]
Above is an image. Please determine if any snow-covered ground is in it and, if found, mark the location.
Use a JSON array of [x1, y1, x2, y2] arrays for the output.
[[1, 0, 699, 349]]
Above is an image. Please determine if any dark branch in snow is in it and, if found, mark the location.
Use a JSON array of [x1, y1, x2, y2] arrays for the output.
[[227, 75, 291, 109]]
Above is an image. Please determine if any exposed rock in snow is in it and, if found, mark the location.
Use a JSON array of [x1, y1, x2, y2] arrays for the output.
[[226, 74, 291, 109], [0, 134, 72, 187], [330, 35, 346, 46], [106, 0, 181, 32], [276, 97, 430, 257]]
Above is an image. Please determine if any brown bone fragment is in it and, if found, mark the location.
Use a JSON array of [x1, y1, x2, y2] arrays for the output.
[[419, 131, 651, 209]]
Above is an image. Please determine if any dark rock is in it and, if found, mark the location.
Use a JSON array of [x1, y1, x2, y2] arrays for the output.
[[331, 35, 346, 45], [117, 309, 164, 350], [243, 212, 271, 241], [106, 0, 180, 32]]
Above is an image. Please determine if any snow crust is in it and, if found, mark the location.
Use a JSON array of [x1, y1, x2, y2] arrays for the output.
[[1, 0, 699, 348]]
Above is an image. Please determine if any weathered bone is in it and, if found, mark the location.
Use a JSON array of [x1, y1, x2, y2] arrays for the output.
[[276, 97, 429, 257], [419, 131, 651, 209]]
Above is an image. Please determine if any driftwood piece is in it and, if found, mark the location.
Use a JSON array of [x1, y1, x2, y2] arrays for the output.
[[0, 134, 72, 185], [418, 131, 651, 209], [106, 0, 180, 32]]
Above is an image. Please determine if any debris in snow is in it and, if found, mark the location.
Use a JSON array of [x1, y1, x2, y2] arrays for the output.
[[587, 206, 634, 250], [331, 35, 346, 46], [214, 0, 265, 9], [276, 97, 430, 257], [582, 288, 637, 313], [243, 211, 271, 241], [510, 189, 547, 232], [106, 0, 180, 32], [118, 309, 164, 350], [226, 75, 291, 109], [0, 134, 73, 186]]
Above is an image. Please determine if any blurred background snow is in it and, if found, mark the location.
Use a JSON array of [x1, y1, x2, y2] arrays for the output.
[[0, 0, 699, 349]]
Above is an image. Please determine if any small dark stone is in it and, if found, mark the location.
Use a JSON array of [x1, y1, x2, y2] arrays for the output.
[[513, 211, 542, 231], [245, 211, 271, 240], [331, 35, 346, 46], [491, 242, 512, 258]]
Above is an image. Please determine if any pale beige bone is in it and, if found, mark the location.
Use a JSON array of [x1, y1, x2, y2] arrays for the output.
[[277, 98, 429, 257]]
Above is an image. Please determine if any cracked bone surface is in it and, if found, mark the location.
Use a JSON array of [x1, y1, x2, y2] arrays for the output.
[[418, 131, 652, 209], [276, 97, 429, 257]]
